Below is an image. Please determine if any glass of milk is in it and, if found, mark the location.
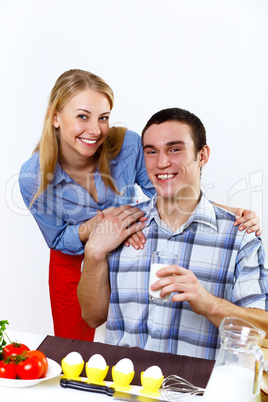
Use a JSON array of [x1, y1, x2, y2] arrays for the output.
[[149, 251, 179, 302], [203, 317, 265, 402]]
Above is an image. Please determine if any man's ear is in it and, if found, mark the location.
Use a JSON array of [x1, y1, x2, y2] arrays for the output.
[[198, 145, 210, 167]]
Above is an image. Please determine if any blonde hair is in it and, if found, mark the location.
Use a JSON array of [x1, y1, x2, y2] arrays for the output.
[[31, 69, 126, 205]]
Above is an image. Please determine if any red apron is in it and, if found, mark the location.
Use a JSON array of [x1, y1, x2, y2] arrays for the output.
[[49, 249, 95, 341]]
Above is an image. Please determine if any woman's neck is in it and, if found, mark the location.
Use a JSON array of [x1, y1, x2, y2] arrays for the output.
[[59, 147, 99, 174]]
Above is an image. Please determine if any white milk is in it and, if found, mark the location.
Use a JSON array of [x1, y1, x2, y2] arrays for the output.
[[149, 263, 170, 301], [203, 365, 261, 402]]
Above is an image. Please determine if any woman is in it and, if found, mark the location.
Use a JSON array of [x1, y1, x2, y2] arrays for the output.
[[19, 69, 261, 341]]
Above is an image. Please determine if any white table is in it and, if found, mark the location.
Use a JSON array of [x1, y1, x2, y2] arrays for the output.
[[1, 330, 204, 402]]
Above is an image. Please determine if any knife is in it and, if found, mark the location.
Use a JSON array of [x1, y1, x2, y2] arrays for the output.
[[60, 378, 169, 402]]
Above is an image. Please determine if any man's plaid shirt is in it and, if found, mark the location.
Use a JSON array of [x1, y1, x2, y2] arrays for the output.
[[105, 194, 268, 359]]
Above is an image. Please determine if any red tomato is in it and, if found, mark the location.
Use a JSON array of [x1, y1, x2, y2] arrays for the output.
[[26, 350, 48, 377], [3, 343, 30, 358], [17, 356, 44, 380], [0, 360, 17, 379]]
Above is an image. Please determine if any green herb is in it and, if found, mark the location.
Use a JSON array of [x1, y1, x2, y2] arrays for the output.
[[5, 353, 28, 364], [0, 320, 10, 359]]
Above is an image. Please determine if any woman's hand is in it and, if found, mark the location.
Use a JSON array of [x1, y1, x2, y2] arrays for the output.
[[233, 208, 261, 236], [86, 205, 146, 257], [124, 216, 147, 250], [214, 203, 261, 236]]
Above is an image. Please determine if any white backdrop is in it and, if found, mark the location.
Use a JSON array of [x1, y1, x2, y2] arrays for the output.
[[1, 0, 267, 336]]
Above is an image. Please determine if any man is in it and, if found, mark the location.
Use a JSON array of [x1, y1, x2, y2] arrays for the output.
[[78, 108, 268, 359]]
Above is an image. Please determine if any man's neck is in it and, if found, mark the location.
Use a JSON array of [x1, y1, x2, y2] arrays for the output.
[[156, 190, 202, 232]]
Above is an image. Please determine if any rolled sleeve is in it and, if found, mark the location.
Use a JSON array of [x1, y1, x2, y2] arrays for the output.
[[21, 187, 85, 255], [233, 234, 268, 309], [59, 223, 84, 255]]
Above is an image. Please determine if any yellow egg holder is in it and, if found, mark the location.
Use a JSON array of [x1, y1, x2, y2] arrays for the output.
[[111, 367, 135, 391], [61, 355, 164, 395], [140, 371, 164, 397], [85, 364, 109, 385], [61, 358, 84, 378]]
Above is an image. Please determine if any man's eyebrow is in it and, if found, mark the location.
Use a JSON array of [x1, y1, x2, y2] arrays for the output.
[[166, 141, 185, 146], [143, 140, 185, 149], [143, 144, 156, 149], [76, 108, 111, 115]]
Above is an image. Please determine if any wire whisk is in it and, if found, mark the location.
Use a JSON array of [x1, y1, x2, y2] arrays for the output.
[[161, 375, 205, 400]]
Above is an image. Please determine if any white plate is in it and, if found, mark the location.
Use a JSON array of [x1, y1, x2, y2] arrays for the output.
[[0, 358, 62, 388]]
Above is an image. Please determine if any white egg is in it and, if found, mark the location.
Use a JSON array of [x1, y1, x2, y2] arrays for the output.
[[114, 358, 134, 374], [87, 354, 107, 370], [143, 365, 163, 379], [64, 351, 84, 365]]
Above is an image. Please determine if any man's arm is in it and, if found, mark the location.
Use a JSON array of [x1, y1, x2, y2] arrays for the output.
[[203, 294, 268, 334], [78, 244, 111, 328], [151, 265, 268, 336], [77, 205, 146, 328]]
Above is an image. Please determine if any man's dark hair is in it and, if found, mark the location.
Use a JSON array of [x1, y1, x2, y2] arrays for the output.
[[141, 107, 207, 155]]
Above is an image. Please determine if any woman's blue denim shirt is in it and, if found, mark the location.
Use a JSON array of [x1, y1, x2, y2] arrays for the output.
[[19, 130, 155, 254]]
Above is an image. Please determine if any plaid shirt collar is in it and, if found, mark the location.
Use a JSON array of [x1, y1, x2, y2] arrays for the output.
[[144, 192, 218, 234]]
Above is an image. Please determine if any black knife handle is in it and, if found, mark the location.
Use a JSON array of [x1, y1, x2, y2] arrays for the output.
[[60, 378, 114, 396]]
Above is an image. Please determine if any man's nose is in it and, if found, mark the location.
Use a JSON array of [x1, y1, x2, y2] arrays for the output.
[[156, 151, 171, 168]]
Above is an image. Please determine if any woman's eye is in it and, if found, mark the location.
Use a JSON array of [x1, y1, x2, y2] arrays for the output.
[[99, 116, 109, 122], [78, 114, 87, 120], [147, 150, 157, 155]]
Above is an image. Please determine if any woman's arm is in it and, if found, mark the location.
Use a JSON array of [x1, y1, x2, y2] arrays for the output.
[[79, 213, 105, 244], [213, 203, 261, 236], [20, 191, 85, 254]]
